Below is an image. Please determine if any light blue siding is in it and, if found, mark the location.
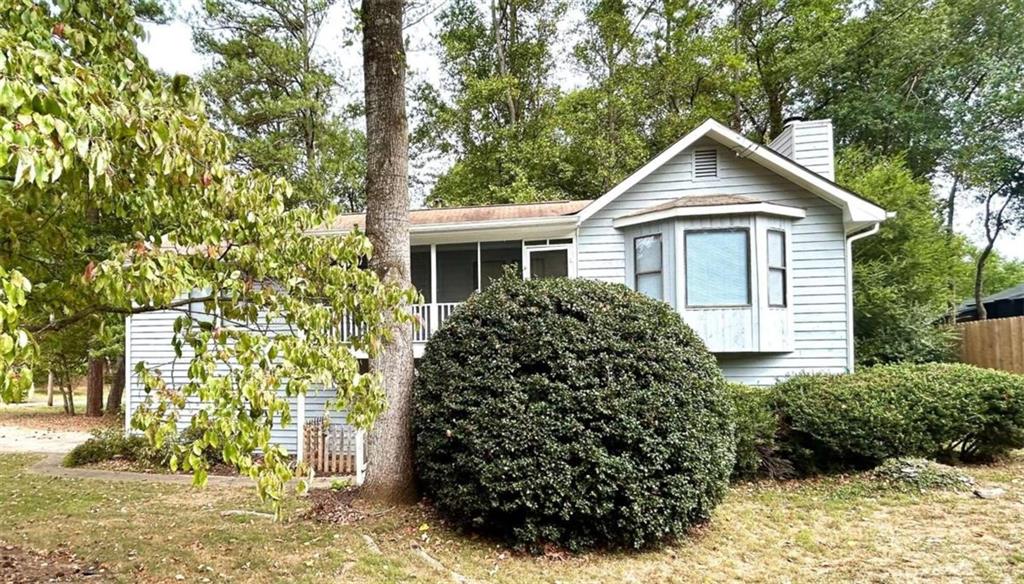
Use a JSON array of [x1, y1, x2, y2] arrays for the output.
[[126, 309, 300, 454], [577, 137, 851, 385]]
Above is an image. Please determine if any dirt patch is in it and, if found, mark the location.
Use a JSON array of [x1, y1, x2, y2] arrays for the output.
[[0, 542, 108, 582], [305, 487, 367, 524], [0, 427, 92, 455], [0, 412, 116, 433]]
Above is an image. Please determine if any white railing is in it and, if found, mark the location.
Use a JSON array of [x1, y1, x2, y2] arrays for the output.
[[340, 302, 464, 343]]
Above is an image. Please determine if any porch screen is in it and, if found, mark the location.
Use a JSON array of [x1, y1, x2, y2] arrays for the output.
[[411, 245, 432, 303], [480, 241, 521, 290], [437, 243, 478, 302], [685, 229, 750, 306]]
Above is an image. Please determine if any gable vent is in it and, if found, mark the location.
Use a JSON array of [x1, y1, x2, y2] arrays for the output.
[[693, 148, 718, 179]]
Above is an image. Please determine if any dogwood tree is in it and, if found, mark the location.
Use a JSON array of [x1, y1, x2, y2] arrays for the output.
[[1, 0, 413, 509]]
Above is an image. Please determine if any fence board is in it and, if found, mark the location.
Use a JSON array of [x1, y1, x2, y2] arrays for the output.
[[302, 417, 357, 476], [958, 316, 1024, 374]]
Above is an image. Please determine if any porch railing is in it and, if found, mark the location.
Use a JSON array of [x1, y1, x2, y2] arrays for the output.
[[340, 302, 464, 343]]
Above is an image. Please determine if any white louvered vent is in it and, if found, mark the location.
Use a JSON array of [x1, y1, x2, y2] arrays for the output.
[[693, 148, 718, 179]]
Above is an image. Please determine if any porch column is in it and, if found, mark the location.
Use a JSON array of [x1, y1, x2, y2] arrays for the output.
[[429, 244, 438, 334]]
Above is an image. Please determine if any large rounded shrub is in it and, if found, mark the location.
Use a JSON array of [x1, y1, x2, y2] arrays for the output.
[[774, 363, 1024, 471], [413, 276, 735, 551]]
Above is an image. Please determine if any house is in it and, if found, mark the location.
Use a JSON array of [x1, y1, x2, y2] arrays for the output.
[[956, 283, 1024, 322], [124, 118, 888, 468]]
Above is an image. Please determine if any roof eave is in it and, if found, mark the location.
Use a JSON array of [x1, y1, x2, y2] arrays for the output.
[[613, 201, 807, 229], [308, 214, 580, 237]]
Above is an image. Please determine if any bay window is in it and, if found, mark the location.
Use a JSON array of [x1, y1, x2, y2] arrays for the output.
[[685, 229, 750, 307], [767, 230, 787, 307], [634, 234, 664, 300]]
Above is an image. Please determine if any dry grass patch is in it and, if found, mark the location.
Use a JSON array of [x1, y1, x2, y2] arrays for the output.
[[0, 393, 114, 432], [1, 452, 1022, 582]]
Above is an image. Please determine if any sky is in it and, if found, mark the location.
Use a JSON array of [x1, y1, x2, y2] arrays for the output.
[[138, 1, 1023, 261]]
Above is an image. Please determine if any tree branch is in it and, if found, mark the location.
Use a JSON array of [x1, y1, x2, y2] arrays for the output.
[[27, 296, 216, 334]]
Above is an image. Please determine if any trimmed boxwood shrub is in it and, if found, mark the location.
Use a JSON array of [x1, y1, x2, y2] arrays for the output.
[[774, 363, 1024, 472], [413, 276, 735, 551]]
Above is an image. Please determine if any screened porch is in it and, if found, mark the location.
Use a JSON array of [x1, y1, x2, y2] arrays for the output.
[[341, 238, 574, 343]]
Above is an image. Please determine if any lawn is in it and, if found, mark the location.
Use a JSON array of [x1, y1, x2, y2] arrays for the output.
[[2, 453, 1023, 582], [0, 390, 115, 432]]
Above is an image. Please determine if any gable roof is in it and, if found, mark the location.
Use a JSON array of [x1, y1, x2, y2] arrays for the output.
[[576, 119, 888, 231]]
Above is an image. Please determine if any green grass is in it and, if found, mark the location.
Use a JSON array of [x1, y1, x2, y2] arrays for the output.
[[0, 390, 86, 414], [1, 452, 1022, 582]]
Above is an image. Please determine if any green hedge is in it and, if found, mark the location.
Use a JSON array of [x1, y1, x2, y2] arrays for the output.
[[774, 363, 1024, 471], [413, 276, 735, 551], [726, 383, 788, 480]]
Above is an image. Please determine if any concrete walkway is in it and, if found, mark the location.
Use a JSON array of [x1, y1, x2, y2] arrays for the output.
[[0, 425, 92, 454]]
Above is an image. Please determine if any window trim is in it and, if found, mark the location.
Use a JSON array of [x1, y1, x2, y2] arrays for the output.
[[633, 233, 664, 300], [683, 227, 752, 309], [524, 243, 575, 280], [767, 229, 787, 308]]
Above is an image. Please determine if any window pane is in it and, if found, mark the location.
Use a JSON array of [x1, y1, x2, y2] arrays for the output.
[[437, 243, 478, 302], [685, 230, 750, 306], [768, 268, 785, 306], [634, 235, 662, 274], [480, 241, 521, 290], [411, 246, 432, 303], [768, 231, 785, 267], [529, 249, 568, 279], [637, 273, 663, 300]]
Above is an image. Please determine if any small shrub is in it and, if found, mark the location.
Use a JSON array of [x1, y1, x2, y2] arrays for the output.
[[727, 383, 790, 480], [63, 426, 227, 469], [64, 428, 158, 467], [414, 276, 735, 551], [871, 458, 974, 493], [175, 425, 225, 466], [774, 363, 1024, 472]]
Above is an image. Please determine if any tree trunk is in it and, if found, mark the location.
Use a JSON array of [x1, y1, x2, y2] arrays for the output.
[[85, 357, 104, 417], [46, 371, 53, 407], [360, 0, 416, 503], [974, 243, 994, 321], [63, 384, 75, 415], [944, 176, 960, 323], [106, 354, 125, 414]]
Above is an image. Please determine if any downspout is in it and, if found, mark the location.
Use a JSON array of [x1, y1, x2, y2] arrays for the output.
[[845, 223, 881, 372]]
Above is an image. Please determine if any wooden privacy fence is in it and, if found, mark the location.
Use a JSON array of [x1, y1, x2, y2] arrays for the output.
[[302, 417, 364, 479], [957, 316, 1024, 374]]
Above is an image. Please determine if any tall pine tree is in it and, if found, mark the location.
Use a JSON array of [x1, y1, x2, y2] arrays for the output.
[[193, 0, 366, 210]]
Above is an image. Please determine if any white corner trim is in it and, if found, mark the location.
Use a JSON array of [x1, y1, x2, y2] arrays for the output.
[[578, 118, 888, 226], [124, 315, 132, 434], [295, 391, 305, 461], [612, 202, 806, 229]]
